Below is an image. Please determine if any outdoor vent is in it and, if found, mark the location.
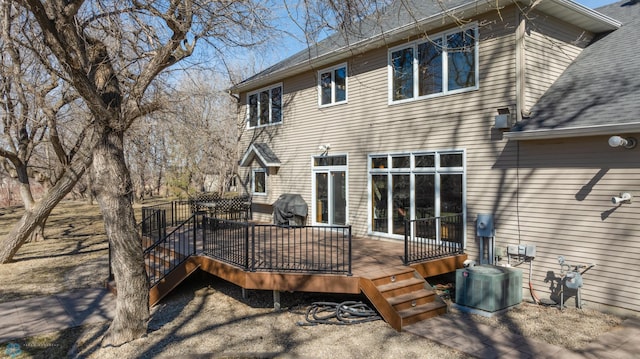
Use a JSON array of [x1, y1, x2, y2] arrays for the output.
[[494, 114, 512, 129]]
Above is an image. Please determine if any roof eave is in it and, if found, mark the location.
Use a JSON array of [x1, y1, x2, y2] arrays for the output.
[[231, 0, 621, 94], [239, 144, 281, 168], [504, 122, 640, 140], [230, 0, 507, 94], [540, 0, 622, 31]]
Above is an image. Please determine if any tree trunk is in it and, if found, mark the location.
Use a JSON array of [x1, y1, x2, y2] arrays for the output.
[[26, 223, 45, 243], [92, 129, 148, 347], [15, 166, 46, 243], [0, 159, 88, 263]]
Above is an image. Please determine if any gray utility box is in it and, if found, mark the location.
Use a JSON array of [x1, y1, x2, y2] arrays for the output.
[[455, 265, 522, 312]]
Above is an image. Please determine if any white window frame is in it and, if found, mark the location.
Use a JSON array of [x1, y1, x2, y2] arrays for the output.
[[367, 150, 466, 245], [252, 168, 267, 196], [311, 154, 349, 226], [387, 23, 479, 105], [246, 83, 283, 129], [318, 63, 348, 107]]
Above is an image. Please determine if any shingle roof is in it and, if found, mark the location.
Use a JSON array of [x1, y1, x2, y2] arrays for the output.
[[239, 143, 281, 168], [511, 0, 640, 137]]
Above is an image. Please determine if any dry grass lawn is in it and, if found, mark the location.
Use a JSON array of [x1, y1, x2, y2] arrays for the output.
[[0, 199, 625, 358]]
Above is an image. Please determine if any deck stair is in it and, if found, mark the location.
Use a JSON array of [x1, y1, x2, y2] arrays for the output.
[[359, 266, 447, 331], [108, 233, 200, 307]]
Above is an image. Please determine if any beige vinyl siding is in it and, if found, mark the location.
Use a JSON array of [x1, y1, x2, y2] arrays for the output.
[[236, 6, 640, 314], [524, 11, 594, 110], [239, 7, 520, 231], [493, 135, 640, 312]]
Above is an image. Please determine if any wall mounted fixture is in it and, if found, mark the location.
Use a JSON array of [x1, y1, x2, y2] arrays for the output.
[[611, 192, 632, 205], [608, 135, 637, 149], [318, 144, 331, 153], [494, 108, 511, 129]]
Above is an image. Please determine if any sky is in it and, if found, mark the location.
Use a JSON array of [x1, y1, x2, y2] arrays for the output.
[[575, 0, 619, 7]]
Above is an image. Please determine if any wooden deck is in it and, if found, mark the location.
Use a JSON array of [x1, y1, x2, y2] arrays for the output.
[[137, 227, 467, 331], [133, 206, 469, 331]]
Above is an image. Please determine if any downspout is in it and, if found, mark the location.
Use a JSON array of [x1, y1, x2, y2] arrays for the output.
[[515, 12, 528, 123]]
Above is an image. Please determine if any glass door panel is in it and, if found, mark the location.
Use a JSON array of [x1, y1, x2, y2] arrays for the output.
[[372, 175, 387, 232], [415, 174, 435, 219], [332, 171, 346, 225], [315, 173, 328, 223], [440, 174, 463, 215], [392, 175, 410, 235]]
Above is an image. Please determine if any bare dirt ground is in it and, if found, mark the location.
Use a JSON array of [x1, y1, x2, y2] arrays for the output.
[[0, 200, 625, 358]]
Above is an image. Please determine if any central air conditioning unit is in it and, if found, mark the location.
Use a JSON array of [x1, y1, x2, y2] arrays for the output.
[[455, 265, 522, 312]]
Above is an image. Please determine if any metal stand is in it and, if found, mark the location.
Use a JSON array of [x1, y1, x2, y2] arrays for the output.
[[273, 290, 281, 311]]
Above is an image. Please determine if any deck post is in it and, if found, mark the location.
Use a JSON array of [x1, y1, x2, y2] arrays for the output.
[[273, 290, 281, 311], [348, 225, 352, 276], [403, 220, 409, 266]]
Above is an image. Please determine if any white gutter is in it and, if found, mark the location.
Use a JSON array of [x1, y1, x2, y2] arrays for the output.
[[549, 0, 622, 28], [504, 122, 640, 140]]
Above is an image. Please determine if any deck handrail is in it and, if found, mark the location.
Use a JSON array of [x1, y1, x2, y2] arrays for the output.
[[203, 218, 352, 276], [403, 213, 464, 265], [143, 213, 198, 287]]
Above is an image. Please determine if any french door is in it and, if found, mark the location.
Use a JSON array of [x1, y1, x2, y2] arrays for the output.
[[313, 155, 347, 225]]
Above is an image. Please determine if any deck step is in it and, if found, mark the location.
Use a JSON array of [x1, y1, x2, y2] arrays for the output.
[[364, 267, 417, 285], [359, 267, 447, 332], [147, 251, 184, 268], [398, 300, 448, 325], [377, 277, 426, 298], [386, 288, 437, 310]]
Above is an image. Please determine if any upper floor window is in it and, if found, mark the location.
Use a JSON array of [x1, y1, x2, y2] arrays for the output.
[[318, 64, 347, 107], [247, 84, 282, 128], [389, 25, 478, 103]]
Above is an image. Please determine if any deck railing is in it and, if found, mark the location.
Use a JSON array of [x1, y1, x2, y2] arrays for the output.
[[141, 200, 192, 230], [403, 213, 464, 265], [203, 218, 352, 275], [141, 207, 167, 242], [143, 214, 198, 287]]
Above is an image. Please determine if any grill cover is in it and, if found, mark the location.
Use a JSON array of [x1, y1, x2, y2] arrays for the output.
[[273, 194, 308, 226]]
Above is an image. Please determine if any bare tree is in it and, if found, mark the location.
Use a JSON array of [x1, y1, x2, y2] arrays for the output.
[[167, 71, 238, 195], [0, 0, 96, 251], [8, 0, 274, 346]]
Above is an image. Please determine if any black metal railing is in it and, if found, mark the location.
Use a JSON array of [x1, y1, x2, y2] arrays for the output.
[[403, 213, 464, 265], [141, 207, 167, 243], [203, 218, 352, 275], [143, 214, 198, 287], [142, 200, 192, 230]]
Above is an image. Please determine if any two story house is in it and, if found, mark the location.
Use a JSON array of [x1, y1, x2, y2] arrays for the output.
[[231, 0, 639, 316]]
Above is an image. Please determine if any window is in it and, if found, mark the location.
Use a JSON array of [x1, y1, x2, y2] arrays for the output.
[[318, 64, 347, 106], [247, 84, 282, 128], [369, 151, 465, 238], [389, 25, 478, 103], [252, 169, 266, 195]]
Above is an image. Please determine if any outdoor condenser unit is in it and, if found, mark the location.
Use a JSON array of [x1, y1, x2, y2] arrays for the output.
[[455, 265, 522, 312]]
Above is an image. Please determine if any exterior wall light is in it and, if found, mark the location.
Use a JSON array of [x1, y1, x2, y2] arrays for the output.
[[318, 144, 331, 152], [612, 192, 632, 205], [608, 135, 637, 149]]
